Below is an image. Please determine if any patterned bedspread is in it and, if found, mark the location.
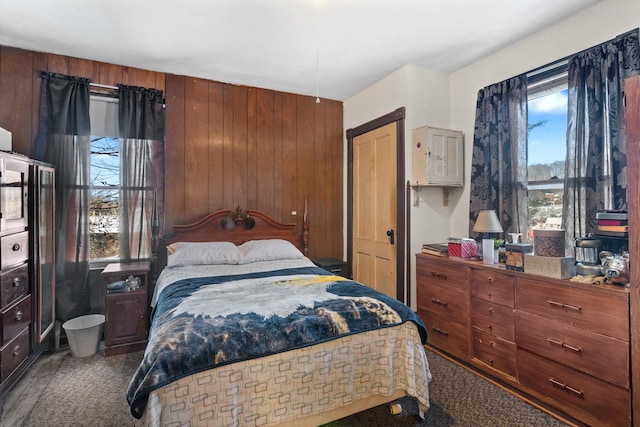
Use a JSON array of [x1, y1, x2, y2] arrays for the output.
[[127, 264, 427, 419]]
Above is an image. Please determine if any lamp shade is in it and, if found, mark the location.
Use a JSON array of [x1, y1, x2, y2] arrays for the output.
[[472, 210, 503, 233]]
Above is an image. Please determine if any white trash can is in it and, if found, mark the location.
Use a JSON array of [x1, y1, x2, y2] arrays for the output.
[[62, 314, 105, 357]]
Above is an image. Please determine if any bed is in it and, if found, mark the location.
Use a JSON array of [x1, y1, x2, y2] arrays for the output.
[[127, 203, 431, 426]]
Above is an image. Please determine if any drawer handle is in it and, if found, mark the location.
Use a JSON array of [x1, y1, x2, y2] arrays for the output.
[[431, 298, 449, 307], [430, 272, 448, 280], [12, 345, 21, 357], [15, 310, 23, 321], [432, 327, 449, 337], [487, 276, 494, 283], [547, 338, 582, 353], [549, 378, 584, 396], [11, 243, 20, 252], [12, 277, 21, 287], [546, 300, 582, 312]]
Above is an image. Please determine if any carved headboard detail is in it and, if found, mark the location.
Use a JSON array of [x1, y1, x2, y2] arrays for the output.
[[152, 197, 309, 274]]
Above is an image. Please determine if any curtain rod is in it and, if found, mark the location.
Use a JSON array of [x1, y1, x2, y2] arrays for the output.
[[90, 82, 118, 90]]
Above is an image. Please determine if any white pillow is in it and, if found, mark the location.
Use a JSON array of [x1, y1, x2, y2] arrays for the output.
[[167, 241, 243, 267], [237, 239, 304, 264]]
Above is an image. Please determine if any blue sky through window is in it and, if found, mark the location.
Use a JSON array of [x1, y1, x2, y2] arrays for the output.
[[527, 88, 568, 166]]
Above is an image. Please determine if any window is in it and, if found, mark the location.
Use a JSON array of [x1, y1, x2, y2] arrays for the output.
[[89, 96, 120, 261], [526, 64, 568, 234]]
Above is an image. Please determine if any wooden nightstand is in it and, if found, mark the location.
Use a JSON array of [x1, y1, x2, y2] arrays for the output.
[[101, 261, 150, 356], [312, 257, 349, 278]]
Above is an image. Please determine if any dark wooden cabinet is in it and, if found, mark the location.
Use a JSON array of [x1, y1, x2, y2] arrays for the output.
[[0, 153, 55, 401], [312, 257, 349, 278], [416, 253, 631, 426], [102, 262, 149, 357]]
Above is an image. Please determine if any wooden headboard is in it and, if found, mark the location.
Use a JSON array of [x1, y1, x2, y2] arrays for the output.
[[154, 198, 309, 270]]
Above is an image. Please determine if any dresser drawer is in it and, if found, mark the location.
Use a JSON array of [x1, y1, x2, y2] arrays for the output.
[[0, 326, 30, 382], [417, 280, 469, 322], [422, 310, 469, 360], [518, 349, 630, 427], [472, 269, 515, 307], [515, 310, 628, 388], [472, 328, 516, 377], [1, 295, 31, 346], [472, 298, 515, 341], [0, 263, 28, 308], [516, 278, 629, 341], [0, 231, 28, 270], [416, 258, 470, 289]]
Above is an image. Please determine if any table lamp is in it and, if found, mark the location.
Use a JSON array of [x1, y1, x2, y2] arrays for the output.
[[472, 209, 503, 264]]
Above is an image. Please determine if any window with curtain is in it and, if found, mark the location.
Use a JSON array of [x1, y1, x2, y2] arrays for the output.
[[34, 75, 164, 322], [527, 62, 568, 234], [470, 29, 640, 252]]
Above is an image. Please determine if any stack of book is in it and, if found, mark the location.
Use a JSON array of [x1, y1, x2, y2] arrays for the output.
[[422, 243, 448, 257], [595, 211, 628, 237]]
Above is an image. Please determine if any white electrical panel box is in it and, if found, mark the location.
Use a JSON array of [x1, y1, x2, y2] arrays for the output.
[[412, 126, 463, 187]]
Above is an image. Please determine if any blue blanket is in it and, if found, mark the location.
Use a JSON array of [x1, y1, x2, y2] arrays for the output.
[[127, 266, 427, 418]]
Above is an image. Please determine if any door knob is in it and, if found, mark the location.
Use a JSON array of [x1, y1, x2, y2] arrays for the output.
[[386, 229, 395, 245]]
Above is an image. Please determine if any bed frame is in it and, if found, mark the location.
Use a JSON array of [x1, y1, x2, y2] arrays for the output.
[[145, 198, 419, 425]]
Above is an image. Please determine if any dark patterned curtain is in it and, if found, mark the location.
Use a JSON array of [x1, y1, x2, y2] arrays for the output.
[[117, 84, 165, 261], [34, 72, 92, 323], [469, 75, 528, 239], [563, 29, 640, 244]]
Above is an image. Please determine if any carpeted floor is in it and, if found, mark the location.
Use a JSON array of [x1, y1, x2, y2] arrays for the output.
[[5, 347, 570, 427]]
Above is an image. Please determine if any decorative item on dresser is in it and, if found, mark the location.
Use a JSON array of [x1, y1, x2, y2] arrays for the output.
[[416, 253, 630, 426], [128, 200, 431, 426], [0, 152, 55, 402]]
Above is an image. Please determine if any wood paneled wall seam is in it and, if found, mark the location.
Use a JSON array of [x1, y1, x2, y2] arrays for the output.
[[0, 45, 344, 260]]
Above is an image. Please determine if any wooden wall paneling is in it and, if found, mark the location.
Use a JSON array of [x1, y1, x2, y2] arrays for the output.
[[222, 84, 235, 210], [31, 53, 48, 146], [247, 87, 258, 209], [122, 66, 156, 89], [46, 53, 69, 75], [297, 96, 315, 254], [625, 75, 640, 424], [98, 62, 123, 88], [281, 93, 298, 232], [0, 47, 34, 156], [273, 91, 284, 221], [164, 74, 186, 230], [256, 88, 276, 215], [233, 86, 249, 210], [68, 57, 100, 82], [184, 77, 211, 222], [314, 99, 328, 256], [208, 81, 225, 212]]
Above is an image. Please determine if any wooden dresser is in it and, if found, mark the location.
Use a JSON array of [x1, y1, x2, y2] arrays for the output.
[[416, 253, 631, 426]]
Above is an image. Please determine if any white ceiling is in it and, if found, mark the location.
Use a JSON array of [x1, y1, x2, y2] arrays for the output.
[[0, 0, 601, 101]]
